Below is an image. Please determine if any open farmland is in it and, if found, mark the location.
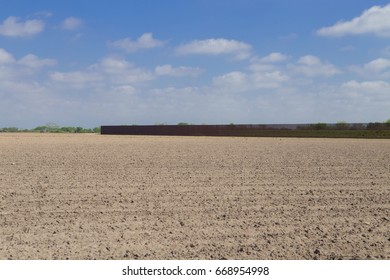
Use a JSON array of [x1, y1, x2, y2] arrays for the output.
[[0, 133, 389, 259]]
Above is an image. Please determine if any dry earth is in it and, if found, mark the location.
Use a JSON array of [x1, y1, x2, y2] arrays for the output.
[[0, 133, 389, 260]]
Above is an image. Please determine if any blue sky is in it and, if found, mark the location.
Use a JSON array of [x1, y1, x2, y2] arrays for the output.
[[1, 0, 390, 128]]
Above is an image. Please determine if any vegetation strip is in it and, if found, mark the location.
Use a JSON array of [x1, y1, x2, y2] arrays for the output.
[[2, 121, 390, 138]]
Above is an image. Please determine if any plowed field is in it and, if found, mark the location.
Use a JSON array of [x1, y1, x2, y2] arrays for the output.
[[0, 133, 389, 259]]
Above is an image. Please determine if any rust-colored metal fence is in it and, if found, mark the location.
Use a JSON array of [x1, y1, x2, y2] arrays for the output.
[[101, 125, 274, 136], [100, 123, 390, 138]]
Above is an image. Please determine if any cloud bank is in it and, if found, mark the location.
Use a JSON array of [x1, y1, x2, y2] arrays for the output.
[[2, 5, 390, 128], [109, 33, 165, 52], [318, 4, 390, 37], [0, 16, 44, 37], [176, 38, 252, 60]]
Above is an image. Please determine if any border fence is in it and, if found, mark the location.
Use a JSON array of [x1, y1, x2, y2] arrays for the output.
[[100, 123, 390, 138]]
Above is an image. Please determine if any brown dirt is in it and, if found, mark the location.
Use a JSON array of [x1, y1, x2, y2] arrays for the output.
[[0, 133, 389, 260]]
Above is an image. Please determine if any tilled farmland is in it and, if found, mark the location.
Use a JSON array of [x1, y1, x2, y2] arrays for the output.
[[0, 133, 389, 259]]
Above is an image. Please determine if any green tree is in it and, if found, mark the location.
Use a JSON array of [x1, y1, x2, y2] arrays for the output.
[[312, 123, 328, 130], [75, 127, 84, 133], [46, 122, 60, 132], [384, 119, 390, 129], [60, 127, 76, 133], [1, 127, 19, 132], [33, 126, 47, 132]]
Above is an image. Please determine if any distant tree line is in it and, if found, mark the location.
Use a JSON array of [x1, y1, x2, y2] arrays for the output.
[[2, 120, 390, 133], [0, 123, 100, 133], [297, 120, 390, 130]]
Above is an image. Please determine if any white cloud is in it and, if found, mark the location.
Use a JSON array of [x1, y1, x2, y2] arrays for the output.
[[0, 48, 15, 64], [340, 80, 390, 107], [213, 51, 291, 92], [364, 58, 390, 72], [250, 70, 289, 89], [0, 49, 36, 81], [49, 57, 154, 87], [155, 64, 202, 77], [109, 33, 165, 52], [97, 57, 154, 83], [146, 85, 254, 125], [0, 16, 44, 37], [49, 71, 101, 85], [111, 85, 137, 96], [61, 17, 83, 30], [349, 57, 390, 79], [298, 55, 321, 65], [98, 57, 130, 72], [317, 4, 390, 37], [213, 69, 289, 92], [259, 52, 288, 63], [249, 52, 288, 72], [213, 71, 248, 91], [342, 80, 390, 92], [3, 42, 390, 128], [18, 54, 57, 68], [289, 55, 341, 77], [176, 38, 252, 60], [0, 49, 57, 84]]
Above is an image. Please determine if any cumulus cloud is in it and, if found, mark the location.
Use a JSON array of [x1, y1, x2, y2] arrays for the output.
[[213, 71, 248, 91], [342, 80, 390, 92], [341, 80, 390, 103], [98, 57, 130, 73], [289, 55, 341, 77], [111, 85, 137, 96], [49, 71, 101, 85], [109, 33, 165, 52], [213, 51, 291, 92], [61, 17, 83, 30], [50, 57, 154, 87], [3, 40, 390, 127], [250, 70, 289, 89], [176, 38, 252, 60], [155, 64, 202, 77], [18, 54, 57, 68], [249, 52, 289, 72], [0, 48, 57, 85], [0, 49, 56, 82], [0, 48, 15, 64], [213, 69, 289, 92], [259, 52, 288, 63], [317, 4, 390, 37], [349, 57, 390, 79], [364, 58, 390, 72], [0, 16, 44, 37], [98, 57, 154, 83]]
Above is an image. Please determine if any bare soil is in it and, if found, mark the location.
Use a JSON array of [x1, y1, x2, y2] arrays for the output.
[[0, 133, 389, 259]]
